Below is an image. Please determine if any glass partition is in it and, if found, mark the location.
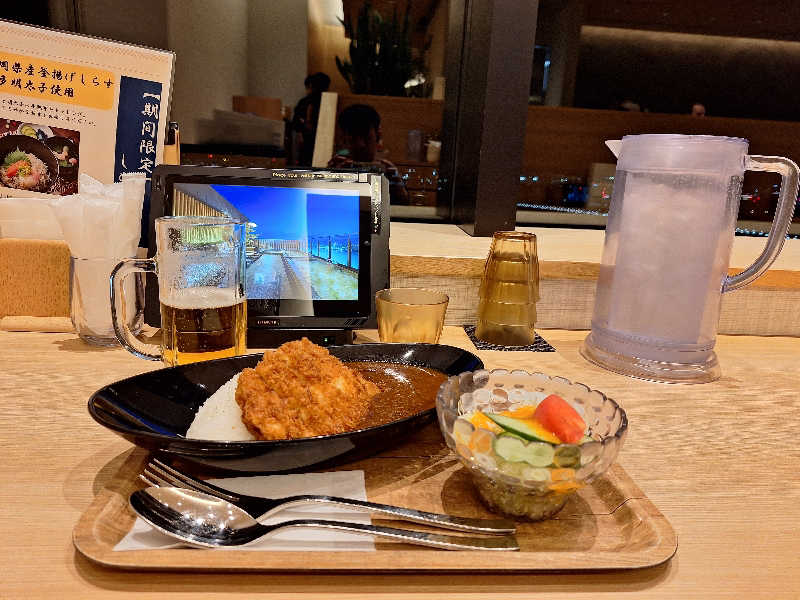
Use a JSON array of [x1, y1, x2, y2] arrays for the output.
[[11, 2, 797, 237], [516, 0, 800, 240], [2, 0, 450, 222], [328, 1, 449, 223]]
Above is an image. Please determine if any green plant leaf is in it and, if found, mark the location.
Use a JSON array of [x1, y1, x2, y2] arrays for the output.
[[336, 0, 428, 96]]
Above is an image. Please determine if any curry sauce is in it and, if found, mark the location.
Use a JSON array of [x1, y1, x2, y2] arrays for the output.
[[349, 361, 448, 428]]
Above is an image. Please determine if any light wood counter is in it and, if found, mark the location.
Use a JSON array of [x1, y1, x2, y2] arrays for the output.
[[389, 222, 800, 335], [2, 327, 799, 598], [5, 223, 799, 335]]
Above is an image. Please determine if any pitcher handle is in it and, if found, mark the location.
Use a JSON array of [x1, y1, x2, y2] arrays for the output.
[[111, 258, 162, 361], [723, 155, 799, 293]]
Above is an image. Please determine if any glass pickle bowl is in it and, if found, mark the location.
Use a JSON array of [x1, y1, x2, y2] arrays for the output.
[[436, 369, 628, 521]]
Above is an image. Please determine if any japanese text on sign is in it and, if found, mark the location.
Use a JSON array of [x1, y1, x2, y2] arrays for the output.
[[117, 90, 161, 177], [0, 98, 94, 126], [0, 51, 114, 110], [114, 76, 163, 244]]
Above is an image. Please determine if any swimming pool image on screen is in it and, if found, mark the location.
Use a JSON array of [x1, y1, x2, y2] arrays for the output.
[[211, 184, 360, 301]]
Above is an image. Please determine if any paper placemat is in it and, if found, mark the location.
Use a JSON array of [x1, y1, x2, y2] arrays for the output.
[[115, 470, 375, 552]]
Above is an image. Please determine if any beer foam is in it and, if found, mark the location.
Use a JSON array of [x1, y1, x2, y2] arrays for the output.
[[186, 373, 256, 441], [160, 286, 239, 309]]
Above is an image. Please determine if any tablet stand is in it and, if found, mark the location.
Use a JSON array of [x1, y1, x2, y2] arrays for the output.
[[247, 328, 354, 348]]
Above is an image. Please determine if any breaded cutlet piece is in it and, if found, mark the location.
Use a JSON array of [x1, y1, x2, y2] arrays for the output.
[[235, 337, 380, 440]]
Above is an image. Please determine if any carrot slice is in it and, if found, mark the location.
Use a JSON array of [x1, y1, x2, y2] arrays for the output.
[[533, 394, 586, 444], [550, 467, 576, 482], [468, 411, 503, 433], [468, 428, 494, 454], [548, 468, 581, 493], [513, 417, 562, 444], [548, 480, 583, 493], [501, 405, 538, 420]]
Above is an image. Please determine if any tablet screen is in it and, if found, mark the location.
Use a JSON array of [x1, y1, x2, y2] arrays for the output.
[[169, 179, 372, 319]]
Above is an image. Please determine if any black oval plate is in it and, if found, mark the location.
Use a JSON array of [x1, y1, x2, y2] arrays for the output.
[[88, 343, 482, 473]]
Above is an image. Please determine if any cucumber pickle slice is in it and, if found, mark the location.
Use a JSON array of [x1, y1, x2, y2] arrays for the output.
[[493, 433, 555, 467], [485, 413, 560, 444], [553, 444, 581, 468]]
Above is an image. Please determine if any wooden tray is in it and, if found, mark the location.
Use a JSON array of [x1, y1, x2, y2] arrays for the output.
[[73, 436, 677, 572]]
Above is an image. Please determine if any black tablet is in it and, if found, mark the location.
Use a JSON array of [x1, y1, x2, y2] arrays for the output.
[[147, 165, 390, 342]]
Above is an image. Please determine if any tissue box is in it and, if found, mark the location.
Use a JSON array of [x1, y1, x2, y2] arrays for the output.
[[0, 197, 63, 240], [0, 238, 70, 318]]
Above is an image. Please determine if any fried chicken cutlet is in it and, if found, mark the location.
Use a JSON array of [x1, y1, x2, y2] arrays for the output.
[[235, 338, 380, 440]]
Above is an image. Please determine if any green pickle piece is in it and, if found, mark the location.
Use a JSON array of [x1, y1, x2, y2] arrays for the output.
[[485, 412, 559, 443], [521, 466, 550, 482], [498, 458, 527, 479], [523, 442, 556, 467], [553, 444, 582, 468], [493, 433, 555, 467]]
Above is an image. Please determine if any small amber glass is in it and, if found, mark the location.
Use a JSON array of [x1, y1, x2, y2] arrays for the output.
[[475, 231, 539, 346], [376, 288, 449, 343]]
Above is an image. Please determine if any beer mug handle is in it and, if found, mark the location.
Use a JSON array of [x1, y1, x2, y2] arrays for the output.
[[723, 155, 799, 293], [111, 258, 162, 361]]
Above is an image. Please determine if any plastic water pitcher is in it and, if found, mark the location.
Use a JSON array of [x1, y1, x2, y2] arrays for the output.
[[581, 134, 798, 383]]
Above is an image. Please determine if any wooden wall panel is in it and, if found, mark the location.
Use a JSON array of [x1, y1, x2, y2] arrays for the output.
[[584, 0, 800, 41], [523, 105, 800, 177]]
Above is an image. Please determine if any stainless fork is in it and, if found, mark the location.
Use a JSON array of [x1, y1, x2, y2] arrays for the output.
[[140, 456, 516, 535]]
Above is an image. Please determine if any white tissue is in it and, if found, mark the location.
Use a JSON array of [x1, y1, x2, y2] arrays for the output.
[[47, 173, 146, 338], [48, 172, 145, 259]]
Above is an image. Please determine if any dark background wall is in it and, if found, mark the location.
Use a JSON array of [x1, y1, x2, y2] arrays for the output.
[[0, 1, 49, 26], [574, 25, 800, 121]]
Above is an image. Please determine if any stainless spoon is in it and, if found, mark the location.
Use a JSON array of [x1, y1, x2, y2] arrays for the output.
[[130, 486, 519, 551]]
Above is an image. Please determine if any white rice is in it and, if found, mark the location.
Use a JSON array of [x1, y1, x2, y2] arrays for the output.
[[186, 373, 256, 441]]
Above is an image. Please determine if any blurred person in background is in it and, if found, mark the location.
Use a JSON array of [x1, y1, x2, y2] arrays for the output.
[[691, 102, 707, 117], [292, 72, 331, 166], [328, 103, 408, 204]]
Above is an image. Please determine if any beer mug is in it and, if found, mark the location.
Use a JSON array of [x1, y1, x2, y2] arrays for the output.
[[111, 216, 246, 365]]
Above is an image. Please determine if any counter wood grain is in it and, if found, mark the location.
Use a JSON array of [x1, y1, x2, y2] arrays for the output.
[[1, 327, 799, 598]]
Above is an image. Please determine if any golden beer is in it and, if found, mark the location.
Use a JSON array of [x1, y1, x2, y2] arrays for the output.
[[111, 217, 247, 364], [160, 287, 247, 366]]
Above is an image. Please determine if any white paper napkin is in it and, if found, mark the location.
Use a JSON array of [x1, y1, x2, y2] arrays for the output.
[[115, 470, 375, 552], [49, 172, 145, 259]]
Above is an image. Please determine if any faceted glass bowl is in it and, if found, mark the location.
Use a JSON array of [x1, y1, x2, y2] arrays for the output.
[[436, 369, 628, 521]]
